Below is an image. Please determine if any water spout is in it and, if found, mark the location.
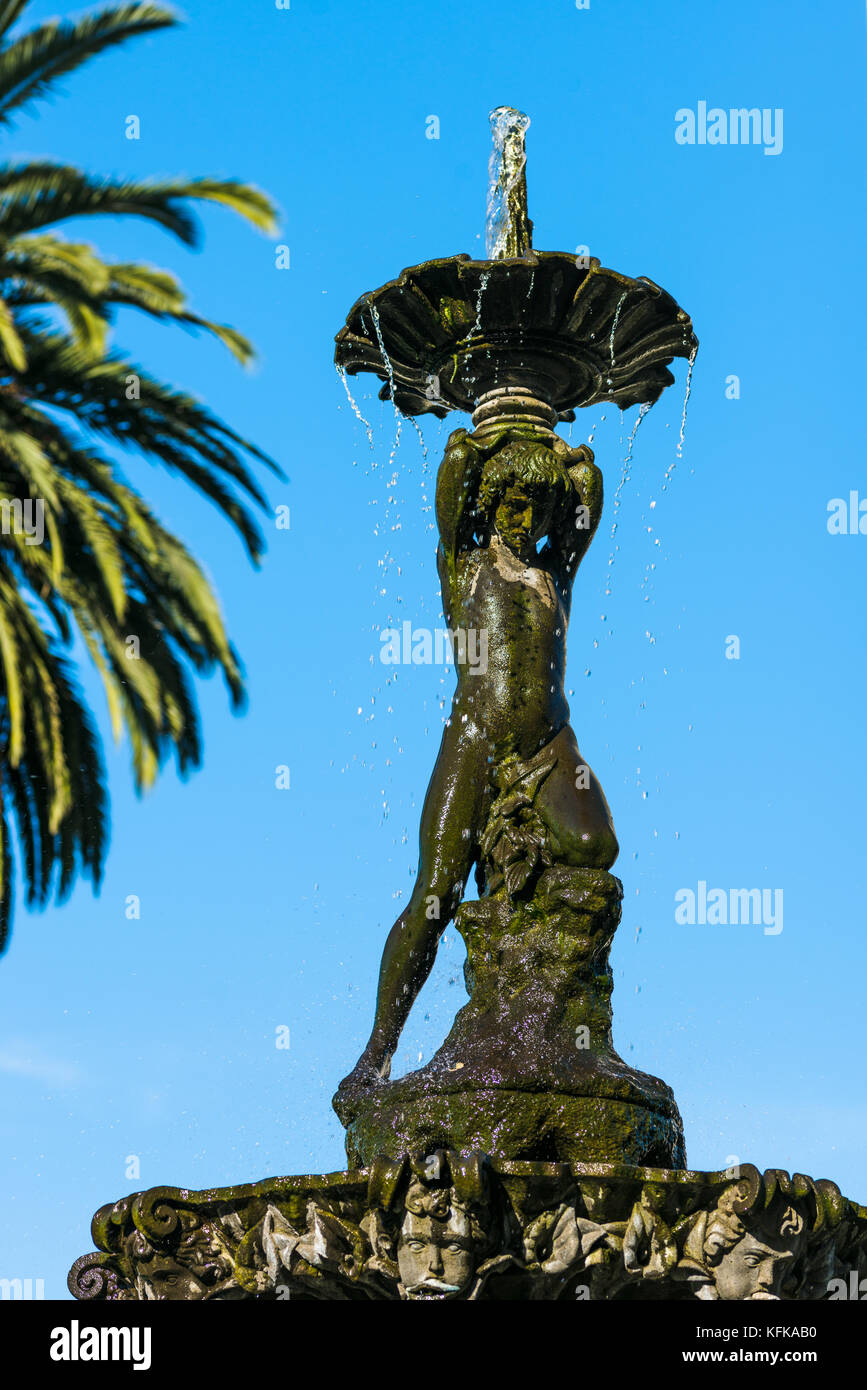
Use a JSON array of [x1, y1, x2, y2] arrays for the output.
[[486, 107, 533, 259]]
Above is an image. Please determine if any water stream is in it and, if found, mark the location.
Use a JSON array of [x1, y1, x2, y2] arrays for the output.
[[486, 107, 531, 258], [605, 402, 652, 598], [337, 365, 375, 451], [470, 269, 491, 341], [675, 345, 698, 462], [369, 301, 403, 471], [608, 291, 629, 369]]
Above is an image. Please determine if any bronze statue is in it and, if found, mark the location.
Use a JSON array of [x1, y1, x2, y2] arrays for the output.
[[338, 425, 618, 1098], [329, 109, 694, 1166]]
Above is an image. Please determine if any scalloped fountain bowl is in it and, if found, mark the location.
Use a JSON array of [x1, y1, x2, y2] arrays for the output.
[[334, 251, 698, 423]]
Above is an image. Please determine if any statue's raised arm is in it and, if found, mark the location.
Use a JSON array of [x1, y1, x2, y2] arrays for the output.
[[542, 442, 604, 598], [435, 426, 484, 624]]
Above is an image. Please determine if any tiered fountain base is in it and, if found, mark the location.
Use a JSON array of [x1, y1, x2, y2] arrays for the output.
[[68, 1157, 867, 1301]]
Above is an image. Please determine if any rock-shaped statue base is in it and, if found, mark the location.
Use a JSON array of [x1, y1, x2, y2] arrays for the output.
[[338, 868, 684, 1169]]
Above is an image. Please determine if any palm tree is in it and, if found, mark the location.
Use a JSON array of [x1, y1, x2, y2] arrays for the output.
[[0, 1, 281, 952]]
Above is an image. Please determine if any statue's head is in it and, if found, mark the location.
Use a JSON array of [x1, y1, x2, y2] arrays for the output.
[[396, 1178, 485, 1299], [477, 440, 574, 558], [702, 1188, 805, 1300], [364, 1150, 499, 1300]]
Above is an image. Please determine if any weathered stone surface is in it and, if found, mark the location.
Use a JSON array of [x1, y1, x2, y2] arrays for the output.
[[339, 867, 683, 1168], [68, 1156, 867, 1302], [344, 1093, 682, 1171]]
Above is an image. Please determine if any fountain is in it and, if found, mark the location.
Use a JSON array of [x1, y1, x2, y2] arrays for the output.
[[331, 106, 696, 1174], [67, 110, 867, 1303]]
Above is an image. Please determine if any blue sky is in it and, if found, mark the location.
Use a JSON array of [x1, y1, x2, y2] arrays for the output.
[[2, 0, 866, 1296]]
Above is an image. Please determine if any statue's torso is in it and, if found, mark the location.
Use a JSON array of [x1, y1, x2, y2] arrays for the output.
[[447, 539, 571, 760]]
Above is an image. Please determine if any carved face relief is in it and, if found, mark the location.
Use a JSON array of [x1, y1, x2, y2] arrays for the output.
[[493, 483, 553, 562], [397, 1209, 476, 1300], [130, 1220, 235, 1301], [138, 1254, 213, 1301], [712, 1232, 797, 1301]]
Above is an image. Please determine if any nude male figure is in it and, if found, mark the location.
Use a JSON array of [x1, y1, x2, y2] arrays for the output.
[[337, 426, 618, 1099]]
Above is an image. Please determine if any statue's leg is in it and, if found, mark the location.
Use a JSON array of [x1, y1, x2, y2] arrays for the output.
[[340, 719, 491, 1089], [535, 724, 619, 869]]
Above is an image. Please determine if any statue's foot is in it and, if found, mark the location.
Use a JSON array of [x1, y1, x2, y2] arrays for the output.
[[333, 1051, 390, 1125]]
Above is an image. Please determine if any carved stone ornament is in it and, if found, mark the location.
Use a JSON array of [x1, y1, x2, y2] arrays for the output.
[[69, 1159, 867, 1302]]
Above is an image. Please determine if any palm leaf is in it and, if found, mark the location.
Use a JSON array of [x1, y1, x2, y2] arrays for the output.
[[0, 0, 280, 953], [0, 292, 26, 367], [0, 164, 277, 242], [0, 4, 176, 128], [0, 3, 30, 42]]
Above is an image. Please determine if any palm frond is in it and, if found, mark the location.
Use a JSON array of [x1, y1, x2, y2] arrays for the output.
[[0, 3, 30, 42], [12, 329, 280, 554], [2, 242, 256, 361], [0, 0, 281, 954], [0, 164, 278, 242], [0, 292, 26, 367], [0, 4, 176, 128]]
